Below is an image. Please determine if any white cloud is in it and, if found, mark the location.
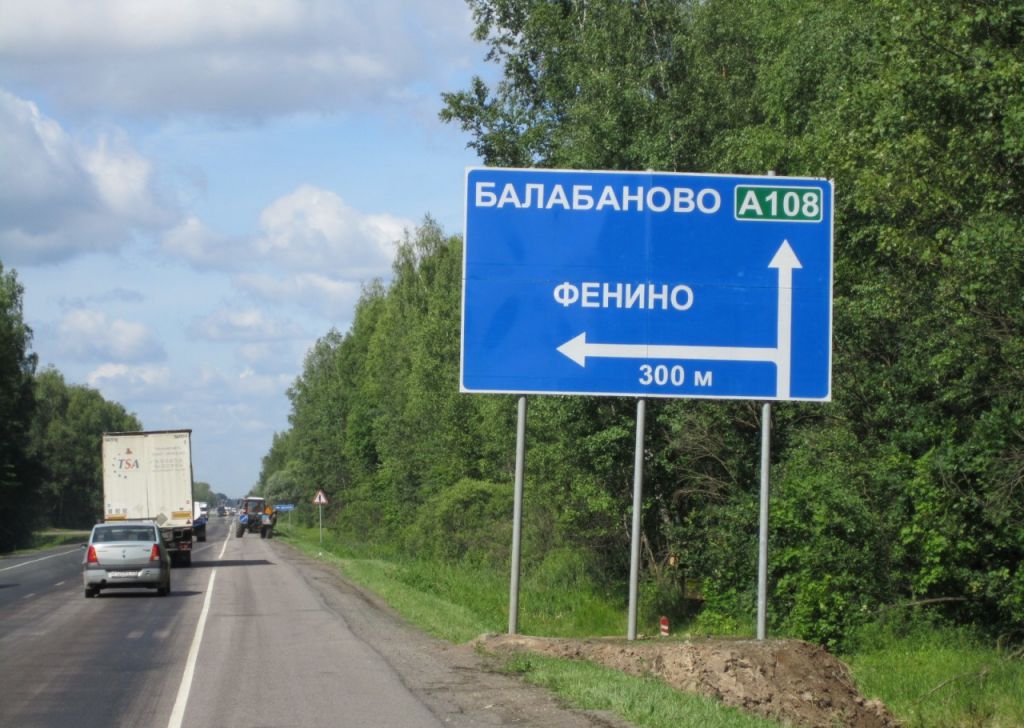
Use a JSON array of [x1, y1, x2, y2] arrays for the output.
[[0, 0, 478, 119], [255, 185, 405, 276], [57, 309, 166, 363], [163, 186, 409, 285], [189, 306, 304, 342], [83, 131, 170, 224], [61, 287, 146, 307], [162, 185, 407, 320], [235, 271, 365, 322], [161, 216, 248, 269], [87, 362, 173, 398], [0, 90, 177, 264], [237, 367, 294, 397], [236, 341, 307, 375]]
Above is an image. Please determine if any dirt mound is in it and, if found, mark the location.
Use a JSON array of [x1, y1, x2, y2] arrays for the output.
[[476, 634, 897, 728]]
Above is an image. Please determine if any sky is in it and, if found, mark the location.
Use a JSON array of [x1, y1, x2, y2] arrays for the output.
[[0, 0, 492, 499]]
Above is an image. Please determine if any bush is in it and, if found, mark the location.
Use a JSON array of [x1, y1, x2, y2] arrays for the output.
[[769, 427, 898, 650], [405, 478, 512, 564]]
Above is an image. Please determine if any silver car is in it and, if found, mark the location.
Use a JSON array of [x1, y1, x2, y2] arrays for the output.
[[82, 522, 171, 598]]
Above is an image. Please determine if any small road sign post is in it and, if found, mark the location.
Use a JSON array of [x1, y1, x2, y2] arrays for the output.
[[463, 167, 834, 640], [276, 503, 295, 527], [312, 490, 328, 545]]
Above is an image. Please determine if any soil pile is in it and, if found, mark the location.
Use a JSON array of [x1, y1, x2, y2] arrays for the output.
[[476, 634, 898, 728]]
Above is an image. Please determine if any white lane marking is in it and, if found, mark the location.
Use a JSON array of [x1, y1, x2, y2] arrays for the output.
[[55, 581, 66, 586], [167, 520, 231, 728], [218, 525, 231, 559], [0, 548, 81, 572], [167, 569, 216, 728], [22, 593, 37, 600], [127, 630, 144, 639]]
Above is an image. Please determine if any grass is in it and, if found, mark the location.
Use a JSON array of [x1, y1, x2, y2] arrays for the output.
[[846, 621, 1024, 728], [281, 525, 1023, 728], [8, 529, 90, 554], [283, 525, 626, 641]]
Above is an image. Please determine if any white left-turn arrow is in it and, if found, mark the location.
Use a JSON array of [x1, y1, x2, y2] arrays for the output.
[[557, 333, 779, 368], [556, 240, 802, 397]]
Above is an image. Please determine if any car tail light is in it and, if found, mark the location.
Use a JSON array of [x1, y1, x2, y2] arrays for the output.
[[87, 545, 98, 563], [150, 544, 161, 561]]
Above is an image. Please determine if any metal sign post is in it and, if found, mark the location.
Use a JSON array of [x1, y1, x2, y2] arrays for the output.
[[757, 403, 771, 640], [758, 171, 776, 641], [627, 398, 646, 640], [508, 396, 527, 634], [312, 490, 328, 545], [276, 503, 295, 528]]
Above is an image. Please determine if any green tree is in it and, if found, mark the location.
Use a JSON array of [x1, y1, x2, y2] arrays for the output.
[[193, 481, 215, 504], [440, 0, 1024, 642], [260, 0, 1024, 645], [0, 263, 39, 551], [30, 368, 142, 528]]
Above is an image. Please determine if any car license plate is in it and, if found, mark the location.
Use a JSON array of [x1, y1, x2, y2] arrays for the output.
[[109, 571, 139, 579]]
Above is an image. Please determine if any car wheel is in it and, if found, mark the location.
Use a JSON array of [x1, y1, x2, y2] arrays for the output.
[[157, 583, 169, 597]]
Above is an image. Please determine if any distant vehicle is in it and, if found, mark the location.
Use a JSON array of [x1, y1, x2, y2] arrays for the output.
[[83, 521, 171, 598], [193, 501, 208, 542], [217, 505, 226, 517], [102, 430, 197, 566], [236, 496, 276, 539]]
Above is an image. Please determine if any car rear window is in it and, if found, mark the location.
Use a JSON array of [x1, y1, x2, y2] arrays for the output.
[[94, 527, 155, 543]]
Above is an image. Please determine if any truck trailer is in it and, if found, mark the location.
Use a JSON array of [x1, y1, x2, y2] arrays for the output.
[[102, 430, 197, 566]]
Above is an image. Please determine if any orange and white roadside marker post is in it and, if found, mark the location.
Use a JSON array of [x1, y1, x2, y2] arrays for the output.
[[313, 489, 328, 544], [659, 616, 670, 637]]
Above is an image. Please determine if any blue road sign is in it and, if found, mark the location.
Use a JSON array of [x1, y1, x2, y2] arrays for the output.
[[274, 504, 295, 511], [461, 167, 833, 401]]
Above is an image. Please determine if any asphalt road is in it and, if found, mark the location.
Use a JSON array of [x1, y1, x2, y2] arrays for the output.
[[0, 518, 632, 728], [0, 521, 224, 727]]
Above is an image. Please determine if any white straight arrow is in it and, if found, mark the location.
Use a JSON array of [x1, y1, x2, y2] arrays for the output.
[[768, 240, 801, 399], [556, 240, 802, 398]]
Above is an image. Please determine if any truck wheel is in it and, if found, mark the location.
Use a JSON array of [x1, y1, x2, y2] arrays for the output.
[[197, 532, 206, 543], [84, 587, 98, 598], [235, 525, 245, 537], [183, 552, 192, 566]]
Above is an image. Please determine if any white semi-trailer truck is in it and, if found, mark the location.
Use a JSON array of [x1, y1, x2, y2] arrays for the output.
[[102, 429, 197, 566]]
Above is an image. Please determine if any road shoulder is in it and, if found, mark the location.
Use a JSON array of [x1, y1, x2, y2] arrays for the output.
[[275, 541, 636, 728]]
